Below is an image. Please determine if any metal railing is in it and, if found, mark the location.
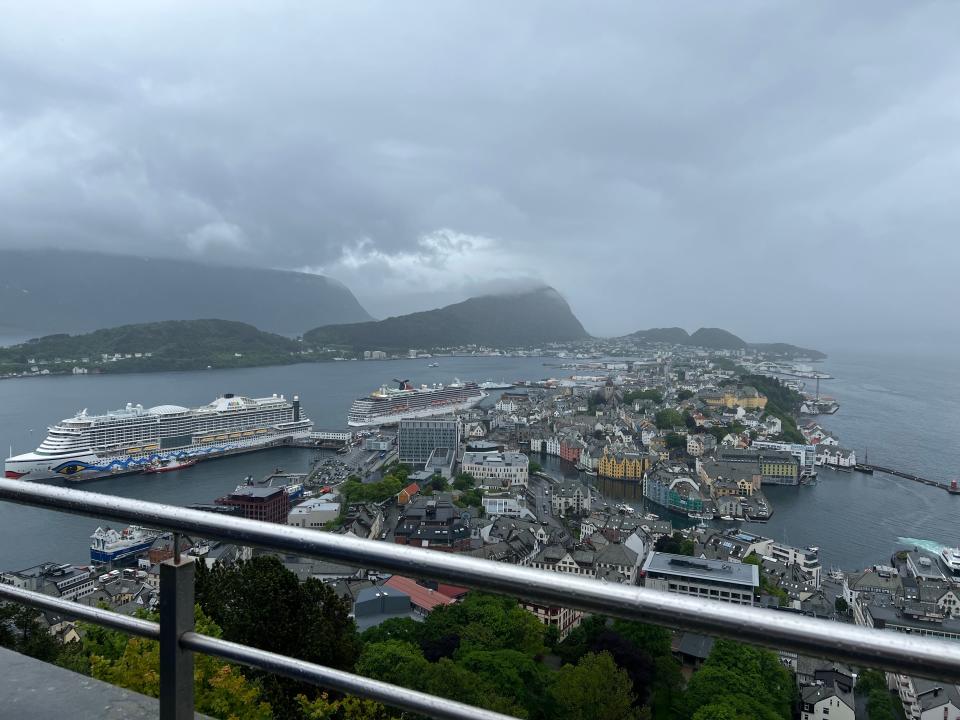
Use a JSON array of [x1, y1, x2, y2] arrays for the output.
[[1, 478, 959, 719]]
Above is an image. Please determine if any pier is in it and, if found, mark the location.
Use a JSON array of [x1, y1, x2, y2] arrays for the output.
[[856, 463, 949, 491]]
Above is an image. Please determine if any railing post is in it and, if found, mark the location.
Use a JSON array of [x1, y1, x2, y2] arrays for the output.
[[160, 554, 195, 720]]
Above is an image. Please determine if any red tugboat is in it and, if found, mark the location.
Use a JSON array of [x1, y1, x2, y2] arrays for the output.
[[948, 479, 960, 495]]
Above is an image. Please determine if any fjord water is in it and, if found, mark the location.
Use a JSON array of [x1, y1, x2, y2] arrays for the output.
[[0, 352, 956, 571]]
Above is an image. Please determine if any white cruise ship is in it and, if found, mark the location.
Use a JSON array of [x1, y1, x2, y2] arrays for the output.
[[5, 393, 312, 481], [347, 379, 486, 427]]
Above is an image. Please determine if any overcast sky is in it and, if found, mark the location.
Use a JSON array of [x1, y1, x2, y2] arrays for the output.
[[2, 2, 959, 349]]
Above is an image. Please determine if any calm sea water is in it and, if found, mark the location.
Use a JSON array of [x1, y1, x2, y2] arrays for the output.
[[0, 351, 955, 571]]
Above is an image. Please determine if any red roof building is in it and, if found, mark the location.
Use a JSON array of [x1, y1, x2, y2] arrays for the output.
[[383, 575, 458, 615], [397, 483, 420, 505]]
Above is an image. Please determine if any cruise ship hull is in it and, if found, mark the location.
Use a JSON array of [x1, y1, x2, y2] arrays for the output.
[[347, 395, 485, 427], [5, 426, 312, 482]]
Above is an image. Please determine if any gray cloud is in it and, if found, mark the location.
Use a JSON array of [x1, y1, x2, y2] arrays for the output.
[[1, 2, 959, 348]]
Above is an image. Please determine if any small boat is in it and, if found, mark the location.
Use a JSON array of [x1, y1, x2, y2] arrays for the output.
[[144, 458, 197, 474], [719, 515, 735, 521], [428, 362, 439, 367]]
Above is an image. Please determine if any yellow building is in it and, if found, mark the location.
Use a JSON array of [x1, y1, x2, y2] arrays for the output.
[[702, 386, 767, 410], [597, 450, 650, 480], [711, 478, 758, 497], [760, 457, 798, 483]]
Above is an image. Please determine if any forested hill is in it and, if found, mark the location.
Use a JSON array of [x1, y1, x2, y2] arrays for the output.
[[0, 319, 306, 374], [0, 249, 371, 337], [304, 286, 589, 351], [624, 326, 825, 358]]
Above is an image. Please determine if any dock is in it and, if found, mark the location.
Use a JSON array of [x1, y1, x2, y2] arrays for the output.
[[856, 463, 949, 491]]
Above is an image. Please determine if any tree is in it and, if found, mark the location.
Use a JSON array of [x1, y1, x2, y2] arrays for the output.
[[454, 487, 483, 509], [529, 460, 542, 474], [655, 409, 684, 430], [677, 389, 695, 401], [356, 640, 430, 689], [543, 624, 561, 650], [555, 614, 609, 665], [71, 606, 272, 720], [866, 689, 899, 720], [856, 669, 888, 694], [458, 649, 552, 712], [452, 473, 475, 491], [297, 692, 389, 720], [665, 432, 686, 450], [692, 700, 756, 720], [682, 640, 794, 720], [357, 641, 526, 717], [359, 617, 421, 647], [340, 475, 405, 504], [856, 669, 901, 720], [654, 532, 693, 557], [610, 620, 672, 659], [589, 631, 655, 703], [834, 597, 849, 614], [623, 388, 664, 405], [0, 603, 60, 662], [195, 556, 360, 718], [548, 652, 641, 720]]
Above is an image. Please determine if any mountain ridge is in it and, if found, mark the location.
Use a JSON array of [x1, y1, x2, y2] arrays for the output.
[[304, 285, 589, 350], [0, 249, 371, 337]]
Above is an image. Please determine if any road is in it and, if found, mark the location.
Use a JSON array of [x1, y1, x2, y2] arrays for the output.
[[527, 473, 570, 540]]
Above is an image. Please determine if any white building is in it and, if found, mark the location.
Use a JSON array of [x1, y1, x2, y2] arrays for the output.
[[461, 451, 529, 489], [496, 398, 519, 413], [552, 479, 591, 516], [897, 677, 960, 720], [816, 446, 857, 469], [482, 492, 534, 519], [288, 496, 342, 528], [545, 436, 561, 457], [642, 552, 758, 605], [769, 542, 822, 589], [800, 683, 855, 720]]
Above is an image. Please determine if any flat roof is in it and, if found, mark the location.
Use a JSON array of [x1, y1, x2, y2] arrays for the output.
[[462, 451, 528, 467], [229, 486, 284, 498], [643, 552, 758, 587]]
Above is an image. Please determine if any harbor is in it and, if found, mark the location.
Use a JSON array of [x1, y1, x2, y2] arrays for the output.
[[0, 350, 958, 573]]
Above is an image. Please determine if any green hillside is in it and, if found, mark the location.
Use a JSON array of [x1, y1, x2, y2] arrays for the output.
[[0, 320, 309, 374], [304, 286, 589, 351]]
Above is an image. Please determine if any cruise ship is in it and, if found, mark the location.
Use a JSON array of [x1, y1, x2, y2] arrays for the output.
[[4, 393, 312, 481], [347, 379, 486, 427]]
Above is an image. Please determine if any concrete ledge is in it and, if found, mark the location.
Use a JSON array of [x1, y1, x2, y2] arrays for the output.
[[0, 646, 207, 719]]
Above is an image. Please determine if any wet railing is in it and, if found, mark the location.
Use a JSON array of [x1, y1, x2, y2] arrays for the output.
[[0, 478, 957, 718]]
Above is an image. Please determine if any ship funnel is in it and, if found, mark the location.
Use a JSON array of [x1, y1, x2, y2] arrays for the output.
[[293, 395, 301, 422]]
